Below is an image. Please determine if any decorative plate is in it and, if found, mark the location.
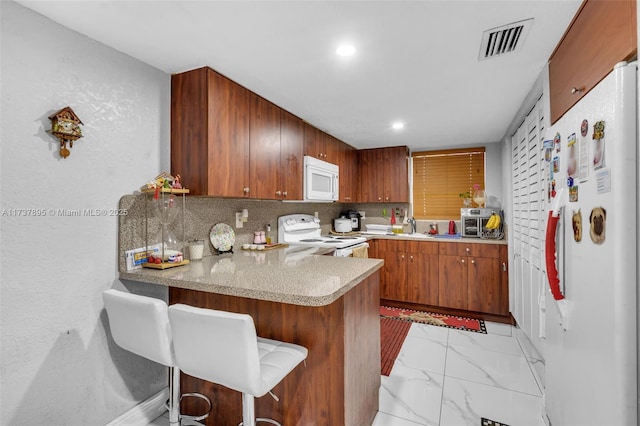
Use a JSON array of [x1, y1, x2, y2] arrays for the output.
[[209, 223, 235, 252]]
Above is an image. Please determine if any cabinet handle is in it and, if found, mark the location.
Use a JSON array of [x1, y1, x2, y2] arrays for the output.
[[385, 197, 389, 201], [502, 262, 507, 271], [275, 190, 282, 196], [282, 191, 287, 197], [344, 196, 350, 201], [461, 259, 465, 264], [471, 259, 475, 264], [465, 247, 470, 253], [243, 187, 250, 194], [377, 196, 382, 201], [409, 255, 414, 261], [401, 254, 405, 259], [571, 86, 585, 94]]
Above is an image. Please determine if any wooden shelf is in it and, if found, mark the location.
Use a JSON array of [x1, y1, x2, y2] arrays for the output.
[[142, 260, 190, 269], [141, 188, 190, 194]]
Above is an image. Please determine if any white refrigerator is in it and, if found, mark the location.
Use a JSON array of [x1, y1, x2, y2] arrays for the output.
[[543, 61, 638, 425]]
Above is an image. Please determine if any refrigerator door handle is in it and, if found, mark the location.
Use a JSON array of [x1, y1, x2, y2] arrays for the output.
[[545, 210, 564, 301]]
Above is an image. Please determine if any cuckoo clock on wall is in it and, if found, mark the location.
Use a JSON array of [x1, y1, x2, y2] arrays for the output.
[[48, 106, 83, 158]]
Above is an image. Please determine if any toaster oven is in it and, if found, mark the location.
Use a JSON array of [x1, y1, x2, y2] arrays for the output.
[[460, 208, 493, 238]]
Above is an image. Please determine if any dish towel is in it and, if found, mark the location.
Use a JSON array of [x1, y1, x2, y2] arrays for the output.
[[351, 245, 368, 258]]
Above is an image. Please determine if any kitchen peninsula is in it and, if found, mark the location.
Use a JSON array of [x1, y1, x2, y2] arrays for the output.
[[119, 247, 383, 425]]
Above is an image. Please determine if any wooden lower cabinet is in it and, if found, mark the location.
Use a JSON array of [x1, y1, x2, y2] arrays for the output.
[[438, 242, 508, 316], [373, 238, 509, 319], [375, 240, 439, 306], [170, 272, 381, 425], [437, 254, 468, 310], [467, 256, 502, 315]]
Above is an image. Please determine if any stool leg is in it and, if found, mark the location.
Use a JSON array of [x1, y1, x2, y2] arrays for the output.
[[169, 366, 180, 426], [242, 393, 256, 426]]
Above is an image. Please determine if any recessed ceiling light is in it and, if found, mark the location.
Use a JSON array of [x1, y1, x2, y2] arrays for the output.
[[392, 122, 405, 130], [336, 44, 356, 57]]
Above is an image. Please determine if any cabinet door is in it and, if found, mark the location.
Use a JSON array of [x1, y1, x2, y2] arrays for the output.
[[337, 141, 358, 202], [467, 257, 502, 315], [172, 68, 251, 197], [438, 255, 468, 310], [383, 146, 409, 202], [280, 110, 304, 200], [207, 70, 251, 197], [303, 123, 325, 160], [499, 246, 509, 316], [359, 149, 384, 202], [325, 134, 340, 164], [381, 250, 407, 302], [367, 240, 380, 259], [249, 94, 281, 199], [549, 0, 637, 124], [408, 252, 439, 306]]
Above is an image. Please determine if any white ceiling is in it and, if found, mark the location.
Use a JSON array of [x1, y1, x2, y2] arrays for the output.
[[18, 0, 582, 151]]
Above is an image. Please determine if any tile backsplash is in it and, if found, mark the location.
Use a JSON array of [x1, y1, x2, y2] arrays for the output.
[[118, 194, 475, 272], [118, 194, 349, 271]]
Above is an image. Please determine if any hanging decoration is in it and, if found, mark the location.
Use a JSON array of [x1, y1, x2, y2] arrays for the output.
[[47, 106, 83, 158]]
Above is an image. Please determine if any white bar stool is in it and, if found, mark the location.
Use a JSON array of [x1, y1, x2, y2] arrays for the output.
[[103, 290, 211, 425], [168, 304, 308, 426]]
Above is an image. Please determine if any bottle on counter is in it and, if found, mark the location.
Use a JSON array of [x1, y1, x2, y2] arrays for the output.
[[265, 224, 272, 244]]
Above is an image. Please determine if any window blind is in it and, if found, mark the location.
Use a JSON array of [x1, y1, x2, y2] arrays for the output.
[[412, 148, 485, 219]]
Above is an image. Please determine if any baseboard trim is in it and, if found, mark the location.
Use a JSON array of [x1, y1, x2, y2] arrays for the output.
[[106, 388, 168, 426]]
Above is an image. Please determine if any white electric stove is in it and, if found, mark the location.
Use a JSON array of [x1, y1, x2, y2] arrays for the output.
[[277, 214, 368, 257]]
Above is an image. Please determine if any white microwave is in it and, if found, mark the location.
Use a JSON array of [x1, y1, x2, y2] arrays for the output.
[[303, 156, 339, 201]]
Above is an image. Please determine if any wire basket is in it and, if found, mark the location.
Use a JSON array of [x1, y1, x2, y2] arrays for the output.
[[480, 211, 504, 240]]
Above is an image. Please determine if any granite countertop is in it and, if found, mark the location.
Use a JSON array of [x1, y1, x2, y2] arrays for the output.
[[362, 234, 508, 245], [119, 246, 383, 307]]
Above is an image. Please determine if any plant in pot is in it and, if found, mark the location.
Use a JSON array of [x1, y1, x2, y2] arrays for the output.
[[459, 190, 472, 207]]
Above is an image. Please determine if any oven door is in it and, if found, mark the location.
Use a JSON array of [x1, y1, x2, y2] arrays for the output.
[[334, 242, 369, 257], [461, 216, 481, 237]]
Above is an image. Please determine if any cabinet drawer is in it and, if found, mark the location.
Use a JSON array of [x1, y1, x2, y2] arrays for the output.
[[406, 240, 439, 255], [438, 242, 500, 258]]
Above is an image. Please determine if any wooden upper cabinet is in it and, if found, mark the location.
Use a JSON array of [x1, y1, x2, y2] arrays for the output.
[[249, 94, 281, 199], [280, 110, 304, 200], [383, 146, 410, 203], [250, 95, 304, 200], [303, 123, 340, 163], [304, 123, 325, 161], [359, 148, 385, 202], [172, 67, 303, 200], [335, 138, 358, 202], [359, 146, 409, 203], [549, 0, 637, 123], [171, 67, 250, 197]]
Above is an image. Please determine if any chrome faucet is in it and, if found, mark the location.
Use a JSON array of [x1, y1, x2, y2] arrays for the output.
[[408, 217, 417, 234]]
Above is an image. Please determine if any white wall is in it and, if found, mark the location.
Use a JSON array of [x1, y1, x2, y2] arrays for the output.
[[485, 142, 503, 208], [1, 2, 170, 424]]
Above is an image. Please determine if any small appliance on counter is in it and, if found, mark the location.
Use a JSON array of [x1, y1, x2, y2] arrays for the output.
[[340, 210, 362, 231], [460, 208, 493, 238], [334, 217, 352, 233], [278, 214, 368, 257], [428, 222, 438, 235]]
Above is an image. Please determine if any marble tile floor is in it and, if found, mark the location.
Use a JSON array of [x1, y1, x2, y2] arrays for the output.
[[149, 321, 543, 426]]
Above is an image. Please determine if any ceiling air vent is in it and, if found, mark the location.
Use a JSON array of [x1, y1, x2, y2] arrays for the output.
[[478, 18, 533, 61]]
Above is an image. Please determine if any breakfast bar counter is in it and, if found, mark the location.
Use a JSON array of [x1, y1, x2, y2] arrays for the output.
[[119, 248, 383, 426], [119, 246, 382, 306]]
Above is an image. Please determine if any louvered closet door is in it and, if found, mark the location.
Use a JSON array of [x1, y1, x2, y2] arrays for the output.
[[511, 96, 546, 356]]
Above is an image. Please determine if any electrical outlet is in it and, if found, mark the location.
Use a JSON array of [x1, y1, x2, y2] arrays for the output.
[[235, 212, 243, 228], [358, 211, 366, 219]]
